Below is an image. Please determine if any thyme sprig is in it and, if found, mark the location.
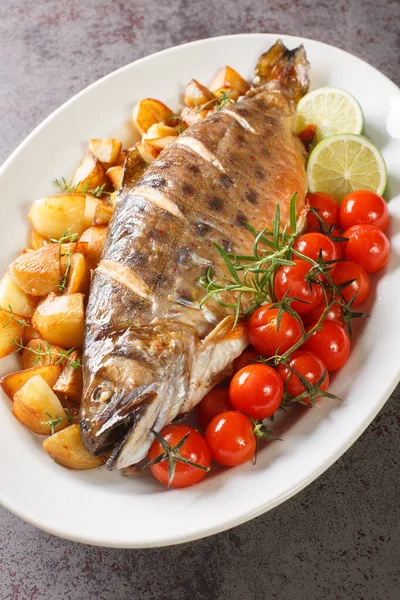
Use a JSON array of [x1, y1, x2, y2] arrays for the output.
[[50, 231, 79, 244], [59, 250, 73, 292], [41, 409, 74, 435], [53, 177, 110, 198], [0, 305, 28, 328], [143, 428, 210, 486], [197, 90, 234, 112], [13, 338, 81, 369]]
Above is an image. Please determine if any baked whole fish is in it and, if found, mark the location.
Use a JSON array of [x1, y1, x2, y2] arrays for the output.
[[80, 40, 310, 469]]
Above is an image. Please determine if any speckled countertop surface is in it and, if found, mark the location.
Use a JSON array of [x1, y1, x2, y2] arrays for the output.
[[0, 1, 399, 598]]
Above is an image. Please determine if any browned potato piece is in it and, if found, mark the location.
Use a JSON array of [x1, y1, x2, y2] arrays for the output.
[[93, 201, 114, 227], [0, 271, 37, 318], [70, 152, 109, 193], [209, 66, 250, 101], [54, 350, 82, 402], [42, 424, 103, 470], [89, 138, 122, 166], [184, 79, 216, 108], [32, 293, 84, 348], [145, 136, 177, 157], [22, 322, 41, 343], [13, 375, 67, 435], [132, 98, 174, 135], [28, 194, 86, 239], [60, 241, 88, 257], [65, 253, 90, 295], [9, 243, 61, 297], [0, 364, 62, 399], [21, 338, 67, 370], [135, 142, 157, 164], [79, 226, 107, 269], [0, 308, 24, 359], [106, 166, 124, 190], [31, 230, 47, 250], [144, 123, 180, 139]]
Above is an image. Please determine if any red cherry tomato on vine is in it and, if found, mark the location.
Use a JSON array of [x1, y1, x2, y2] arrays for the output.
[[343, 224, 390, 273], [277, 350, 329, 404], [233, 347, 259, 373], [306, 192, 340, 230], [197, 387, 233, 430], [302, 320, 350, 371], [229, 363, 283, 420], [148, 425, 211, 488], [293, 232, 339, 266], [340, 190, 390, 231], [205, 411, 256, 467], [248, 303, 302, 357], [331, 260, 370, 307], [274, 259, 323, 314], [306, 299, 344, 326]]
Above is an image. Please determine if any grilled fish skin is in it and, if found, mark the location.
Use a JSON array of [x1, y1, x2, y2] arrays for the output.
[[81, 40, 310, 470]]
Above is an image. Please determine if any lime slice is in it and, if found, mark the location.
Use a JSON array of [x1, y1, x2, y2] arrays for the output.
[[294, 87, 364, 142], [307, 133, 387, 203]]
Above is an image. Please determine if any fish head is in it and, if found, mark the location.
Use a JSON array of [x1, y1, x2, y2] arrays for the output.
[[80, 325, 189, 459]]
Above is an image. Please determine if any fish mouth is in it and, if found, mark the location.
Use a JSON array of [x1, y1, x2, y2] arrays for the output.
[[80, 386, 158, 457]]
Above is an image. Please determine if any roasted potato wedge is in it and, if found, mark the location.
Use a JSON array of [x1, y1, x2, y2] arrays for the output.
[[53, 350, 82, 402], [136, 142, 157, 164], [29, 194, 86, 239], [32, 293, 84, 348], [42, 424, 103, 470], [0, 364, 62, 399], [21, 338, 67, 370], [0, 307, 25, 359], [145, 136, 177, 157], [64, 253, 90, 295], [184, 79, 216, 108], [22, 322, 40, 343], [180, 106, 210, 126], [79, 226, 107, 269], [13, 375, 67, 435], [209, 66, 250, 101], [93, 200, 114, 227], [132, 98, 175, 135], [0, 271, 37, 318], [70, 152, 108, 193], [9, 243, 61, 296], [144, 123, 181, 139], [106, 166, 124, 190], [31, 229, 47, 250], [89, 138, 122, 166]]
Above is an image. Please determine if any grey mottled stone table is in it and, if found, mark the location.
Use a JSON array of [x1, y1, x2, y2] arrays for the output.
[[0, 1, 399, 598]]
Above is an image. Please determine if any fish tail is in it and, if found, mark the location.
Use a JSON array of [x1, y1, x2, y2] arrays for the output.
[[254, 40, 310, 103]]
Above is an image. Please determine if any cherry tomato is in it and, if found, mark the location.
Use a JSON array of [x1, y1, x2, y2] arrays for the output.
[[197, 387, 233, 430], [306, 192, 340, 230], [248, 303, 302, 357], [277, 350, 329, 403], [148, 425, 211, 488], [343, 224, 390, 273], [293, 232, 339, 265], [274, 259, 323, 314], [340, 190, 390, 231], [306, 299, 344, 326], [332, 260, 370, 307], [302, 320, 351, 371], [205, 411, 256, 466], [233, 347, 259, 373], [229, 363, 283, 419]]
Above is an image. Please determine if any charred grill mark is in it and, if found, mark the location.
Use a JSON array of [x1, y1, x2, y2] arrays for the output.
[[219, 174, 233, 188], [208, 195, 223, 212], [245, 190, 259, 204], [235, 211, 248, 228], [182, 182, 195, 196]]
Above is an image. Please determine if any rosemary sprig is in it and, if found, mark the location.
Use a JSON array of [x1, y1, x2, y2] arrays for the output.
[[41, 408, 74, 435], [53, 178, 110, 198], [13, 338, 81, 369], [0, 305, 28, 328]]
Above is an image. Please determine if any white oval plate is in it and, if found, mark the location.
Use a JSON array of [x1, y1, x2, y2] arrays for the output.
[[0, 34, 399, 548]]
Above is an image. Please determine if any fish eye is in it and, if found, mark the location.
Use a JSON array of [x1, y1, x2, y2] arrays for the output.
[[93, 382, 115, 404]]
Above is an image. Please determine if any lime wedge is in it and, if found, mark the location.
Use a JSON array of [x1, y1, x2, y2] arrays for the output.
[[307, 133, 387, 203], [294, 87, 364, 142]]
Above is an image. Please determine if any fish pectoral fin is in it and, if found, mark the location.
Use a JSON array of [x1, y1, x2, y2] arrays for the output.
[[201, 315, 247, 346]]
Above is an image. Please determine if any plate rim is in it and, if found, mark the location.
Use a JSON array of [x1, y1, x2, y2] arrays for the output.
[[0, 32, 399, 548]]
